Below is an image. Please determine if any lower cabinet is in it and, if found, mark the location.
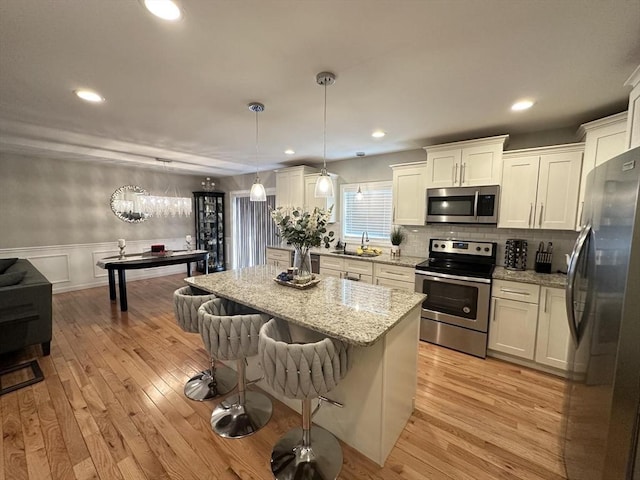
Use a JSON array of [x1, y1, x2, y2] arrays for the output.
[[319, 256, 374, 284], [534, 287, 571, 370], [266, 248, 292, 270], [488, 294, 539, 360], [373, 263, 415, 290], [488, 280, 572, 374]]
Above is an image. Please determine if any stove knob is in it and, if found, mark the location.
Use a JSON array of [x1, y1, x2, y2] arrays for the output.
[[463, 306, 471, 314], [441, 244, 446, 248], [484, 247, 490, 252], [476, 246, 481, 251]]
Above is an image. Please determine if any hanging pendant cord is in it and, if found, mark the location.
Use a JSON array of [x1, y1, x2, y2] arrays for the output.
[[323, 83, 327, 169], [255, 109, 259, 176]]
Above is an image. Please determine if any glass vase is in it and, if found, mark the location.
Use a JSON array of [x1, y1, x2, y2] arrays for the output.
[[293, 246, 313, 283]]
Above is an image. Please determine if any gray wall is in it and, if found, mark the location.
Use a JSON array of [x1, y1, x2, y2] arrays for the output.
[[0, 152, 204, 249]]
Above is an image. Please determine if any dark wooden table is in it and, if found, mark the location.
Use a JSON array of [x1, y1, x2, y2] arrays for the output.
[[97, 250, 209, 311]]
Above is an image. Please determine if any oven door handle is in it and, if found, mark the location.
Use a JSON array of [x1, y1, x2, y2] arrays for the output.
[[415, 270, 491, 284]]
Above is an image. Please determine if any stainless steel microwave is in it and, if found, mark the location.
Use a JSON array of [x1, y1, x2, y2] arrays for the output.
[[426, 185, 500, 224]]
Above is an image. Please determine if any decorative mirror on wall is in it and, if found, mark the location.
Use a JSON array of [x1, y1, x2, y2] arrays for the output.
[[110, 185, 151, 223]]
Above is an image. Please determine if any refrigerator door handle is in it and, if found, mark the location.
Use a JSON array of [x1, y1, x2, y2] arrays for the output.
[[565, 222, 592, 346]]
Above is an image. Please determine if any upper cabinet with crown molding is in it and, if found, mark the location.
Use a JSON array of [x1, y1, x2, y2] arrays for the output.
[[423, 135, 509, 188], [390, 161, 427, 225], [575, 112, 628, 230], [625, 65, 640, 150], [498, 143, 584, 230], [275, 166, 317, 209]]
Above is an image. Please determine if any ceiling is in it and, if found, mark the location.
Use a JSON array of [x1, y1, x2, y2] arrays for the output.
[[1, 0, 639, 177]]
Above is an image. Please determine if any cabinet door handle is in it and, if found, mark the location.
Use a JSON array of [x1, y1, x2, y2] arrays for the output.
[[544, 289, 549, 313], [538, 203, 544, 227], [528, 203, 533, 227], [452, 164, 456, 184], [453, 163, 459, 185], [461, 163, 466, 184], [500, 288, 530, 296], [491, 297, 497, 322]]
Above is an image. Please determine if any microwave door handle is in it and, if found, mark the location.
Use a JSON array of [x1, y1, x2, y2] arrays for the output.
[[565, 223, 591, 346], [473, 191, 479, 220]]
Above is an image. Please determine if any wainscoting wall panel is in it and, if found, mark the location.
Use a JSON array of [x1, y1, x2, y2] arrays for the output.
[[0, 237, 193, 293]]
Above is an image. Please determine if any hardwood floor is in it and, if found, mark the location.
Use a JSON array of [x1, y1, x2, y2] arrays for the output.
[[0, 274, 568, 480]]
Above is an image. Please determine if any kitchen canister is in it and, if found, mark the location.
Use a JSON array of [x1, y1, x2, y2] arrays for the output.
[[505, 239, 528, 271]]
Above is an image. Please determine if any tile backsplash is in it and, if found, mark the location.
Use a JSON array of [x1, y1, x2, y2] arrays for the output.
[[400, 225, 578, 272]]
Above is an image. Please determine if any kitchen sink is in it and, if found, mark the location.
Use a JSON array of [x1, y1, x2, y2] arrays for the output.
[[332, 250, 380, 257]]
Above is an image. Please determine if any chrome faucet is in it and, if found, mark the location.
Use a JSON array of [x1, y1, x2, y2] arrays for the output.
[[361, 231, 369, 249]]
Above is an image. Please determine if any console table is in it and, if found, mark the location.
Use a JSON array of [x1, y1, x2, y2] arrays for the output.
[[97, 250, 208, 311]]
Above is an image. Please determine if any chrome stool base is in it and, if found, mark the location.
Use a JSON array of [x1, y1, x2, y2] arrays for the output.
[[184, 363, 237, 401], [210, 390, 272, 438], [271, 426, 343, 480]]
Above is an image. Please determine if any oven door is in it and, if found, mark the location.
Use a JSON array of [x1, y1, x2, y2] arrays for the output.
[[415, 271, 491, 332]]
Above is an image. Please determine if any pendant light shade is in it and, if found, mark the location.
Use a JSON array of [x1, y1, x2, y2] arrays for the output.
[[315, 72, 336, 198], [250, 179, 267, 202], [248, 102, 266, 202]]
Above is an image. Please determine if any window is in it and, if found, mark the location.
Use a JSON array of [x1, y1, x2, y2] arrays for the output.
[[341, 181, 393, 242], [232, 193, 279, 268]]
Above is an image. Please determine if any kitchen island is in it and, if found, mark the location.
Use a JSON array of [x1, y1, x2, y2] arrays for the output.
[[185, 265, 425, 466]]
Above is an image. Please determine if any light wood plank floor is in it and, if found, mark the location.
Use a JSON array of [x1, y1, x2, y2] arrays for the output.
[[0, 274, 568, 480]]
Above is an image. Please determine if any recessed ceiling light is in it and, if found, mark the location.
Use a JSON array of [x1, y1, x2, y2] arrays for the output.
[[74, 89, 105, 103], [372, 130, 386, 138], [144, 0, 182, 21], [511, 100, 534, 111], [284, 149, 295, 155]]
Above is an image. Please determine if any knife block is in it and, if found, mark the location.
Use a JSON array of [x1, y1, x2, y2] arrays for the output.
[[534, 252, 552, 273]]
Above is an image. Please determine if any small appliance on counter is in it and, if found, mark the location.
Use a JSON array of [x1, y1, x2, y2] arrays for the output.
[[504, 239, 527, 271]]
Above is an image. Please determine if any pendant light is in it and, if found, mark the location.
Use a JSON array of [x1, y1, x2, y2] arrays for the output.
[[315, 72, 335, 198], [355, 151, 364, 200], [249, 102, 267, 202]]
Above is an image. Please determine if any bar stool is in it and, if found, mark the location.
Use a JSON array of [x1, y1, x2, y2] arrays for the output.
[[173, 286, 236, 401], [198, 298, 272, 438], [259, 318, 352, 480]]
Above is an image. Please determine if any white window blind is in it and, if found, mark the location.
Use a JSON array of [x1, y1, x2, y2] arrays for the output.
[[342, 181, 393, 241]]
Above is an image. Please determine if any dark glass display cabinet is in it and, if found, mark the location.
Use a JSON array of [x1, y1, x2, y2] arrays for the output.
[[193, 191, 226, 272]]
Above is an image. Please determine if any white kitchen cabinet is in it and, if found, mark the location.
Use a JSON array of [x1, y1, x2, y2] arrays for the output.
[[275, 166, 317, 209], [423, 135, 508, 188], [390, 162, 427, 225], [266, 247, 292, 269], [625, 64, 640, 150], [373, 263, 415, 291], [319, 256, 374, 284], [535, 287, 571, 370], [576, 112, 628, 230], [498, 144, 583, 230], [303, 173, 338, 222], [488, 280, 540, 360]]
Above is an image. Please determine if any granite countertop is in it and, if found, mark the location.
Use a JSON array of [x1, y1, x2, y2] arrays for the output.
[[267, 244, 426, 268], [185, 265, 426, 347], [493, 266, 567, 288]]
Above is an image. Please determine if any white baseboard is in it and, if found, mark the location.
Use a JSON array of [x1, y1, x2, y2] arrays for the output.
[[0, 238, 194, 294]]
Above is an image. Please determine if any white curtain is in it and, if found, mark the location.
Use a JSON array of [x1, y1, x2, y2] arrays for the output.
[[233, 194, 278, 268]]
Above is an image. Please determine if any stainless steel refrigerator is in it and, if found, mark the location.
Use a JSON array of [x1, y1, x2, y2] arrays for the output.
[[564, 146, 640, 479]]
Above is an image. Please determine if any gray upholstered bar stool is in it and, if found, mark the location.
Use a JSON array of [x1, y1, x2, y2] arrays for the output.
[[198, 298, 272, 438], [173, 286, 237, 401], [259, 318, 352, 480]]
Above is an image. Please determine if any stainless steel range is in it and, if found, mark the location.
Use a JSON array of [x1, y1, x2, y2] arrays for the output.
[[415, 239, 496, 358]]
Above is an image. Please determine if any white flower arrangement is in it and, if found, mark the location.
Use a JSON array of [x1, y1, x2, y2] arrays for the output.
[[270, 206, 335, 248]]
